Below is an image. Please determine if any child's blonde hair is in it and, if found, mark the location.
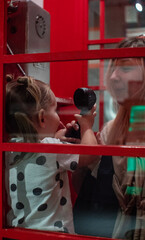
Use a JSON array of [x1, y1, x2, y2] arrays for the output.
[[6, 75, 52, 143]]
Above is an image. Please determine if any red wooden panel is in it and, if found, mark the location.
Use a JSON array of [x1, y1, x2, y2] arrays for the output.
[[1, 1, 145, 240], [2, 142, 145, 157], [2, 47, 145, 64], [0, 1, 4, 237], [87, 38, 124, 45], [2, 228, 113, 240], [43, 0, 86, 98]]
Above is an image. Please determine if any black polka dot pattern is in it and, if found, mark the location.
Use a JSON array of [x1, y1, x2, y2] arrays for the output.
[[60, 197, 67, 206], [56, 161, 59, 169], [38, 203, 47, 211], [63, 227, 69, 233], [59, 179, 63, 188], [17, 172, 24, 181], [11, 184, 17, 191], [16, 202, 24, 209], [54, 221, 63, 228], [33, 188, 42, 196], [55, 172, 64, 189], [36, 156, 46, 165], [70, 161, 78, 170], [9, 152, 74, 229], [18, 217, 25, 224], [55, 173, 60, 181]]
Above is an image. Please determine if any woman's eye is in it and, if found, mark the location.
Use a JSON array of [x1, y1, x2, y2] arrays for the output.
[[120, 66, 133, 72]]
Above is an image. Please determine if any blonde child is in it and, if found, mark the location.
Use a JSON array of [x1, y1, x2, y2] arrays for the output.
[[5, 75, 98, 234]]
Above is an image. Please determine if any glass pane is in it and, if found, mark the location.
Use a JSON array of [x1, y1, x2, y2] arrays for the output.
[[73, 154, 145, 238], [104, 90, 116, 123], [7, 0, 50, 54], [4, 61, 99, 144], [5, 62, 50, 84], [4, 54, 145, 238], [88, 0, 100, 40], [88, 60, 100, 86], [4, 152, 145, 236], [88, 52, 145, 143], [88, 45, 100, 86], [105, 0, 145, 38], [4, 51, 145, 143], [93, 91, 99, 132], [4, 151, 79, 233], [104, 43, 118, 49], [5, 149, 145, 238]]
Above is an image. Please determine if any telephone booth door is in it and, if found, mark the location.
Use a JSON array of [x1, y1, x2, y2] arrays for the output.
[[0, 0, 145, 240]]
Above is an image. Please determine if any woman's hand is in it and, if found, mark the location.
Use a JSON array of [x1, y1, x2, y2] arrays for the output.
[[96, 131, 103, 145]]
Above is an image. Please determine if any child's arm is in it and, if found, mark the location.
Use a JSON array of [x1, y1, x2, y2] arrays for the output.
[[75, 104, 99, 167]]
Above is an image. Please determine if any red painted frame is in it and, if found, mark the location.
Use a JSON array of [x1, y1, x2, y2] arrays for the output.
[[0, 0, 145, 240]]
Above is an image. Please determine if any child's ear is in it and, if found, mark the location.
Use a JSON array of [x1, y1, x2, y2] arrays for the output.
[[38, 109, 46, 128]]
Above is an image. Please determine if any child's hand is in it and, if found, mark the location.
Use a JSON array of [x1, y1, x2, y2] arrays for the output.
[[66, 120, 79, 132], [55, 121, 80, 143], [74, 104, 97, 130], [63, 120, 81, 143]]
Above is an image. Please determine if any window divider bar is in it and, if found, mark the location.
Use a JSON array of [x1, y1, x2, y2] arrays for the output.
[[2, 142, 145, 157], [2, 47, 145, 64]]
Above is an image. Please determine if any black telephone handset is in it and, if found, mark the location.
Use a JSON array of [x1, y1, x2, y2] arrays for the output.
[[65, 88, 97, 139]]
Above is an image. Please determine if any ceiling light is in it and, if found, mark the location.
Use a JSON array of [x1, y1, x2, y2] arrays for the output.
[[135, 1, 143, 11]]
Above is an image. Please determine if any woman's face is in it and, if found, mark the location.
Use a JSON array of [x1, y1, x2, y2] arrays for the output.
[[109, 58, 143, 104]]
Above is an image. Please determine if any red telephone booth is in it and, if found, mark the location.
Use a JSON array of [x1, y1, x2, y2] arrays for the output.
[[1, 0, 145, 240]]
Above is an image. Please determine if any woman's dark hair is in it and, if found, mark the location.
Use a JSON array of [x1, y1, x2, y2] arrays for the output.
[[117, 35, 145, 48]]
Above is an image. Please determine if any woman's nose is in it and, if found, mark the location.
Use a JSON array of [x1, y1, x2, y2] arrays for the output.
[[110, 67, 121, 81]]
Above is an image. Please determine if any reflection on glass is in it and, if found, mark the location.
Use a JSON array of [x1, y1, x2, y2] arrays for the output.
[[108, 58, 143, 104], [88, 45, 100, 86], [104, 90, 116, 123], [105, 0, 145, 38], [92, 91, 99, 132], [88, 59, 100, 86], [126, 157, 144, 195], [126, 105, 145, 199], [74, 36, 145, 239], [88, 0, 100, 40], [104, 43, 118, 49], [73, 154, 145, 239]]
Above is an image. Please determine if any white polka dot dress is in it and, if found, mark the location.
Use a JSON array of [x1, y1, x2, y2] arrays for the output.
[[6, 137, 79, 234]]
